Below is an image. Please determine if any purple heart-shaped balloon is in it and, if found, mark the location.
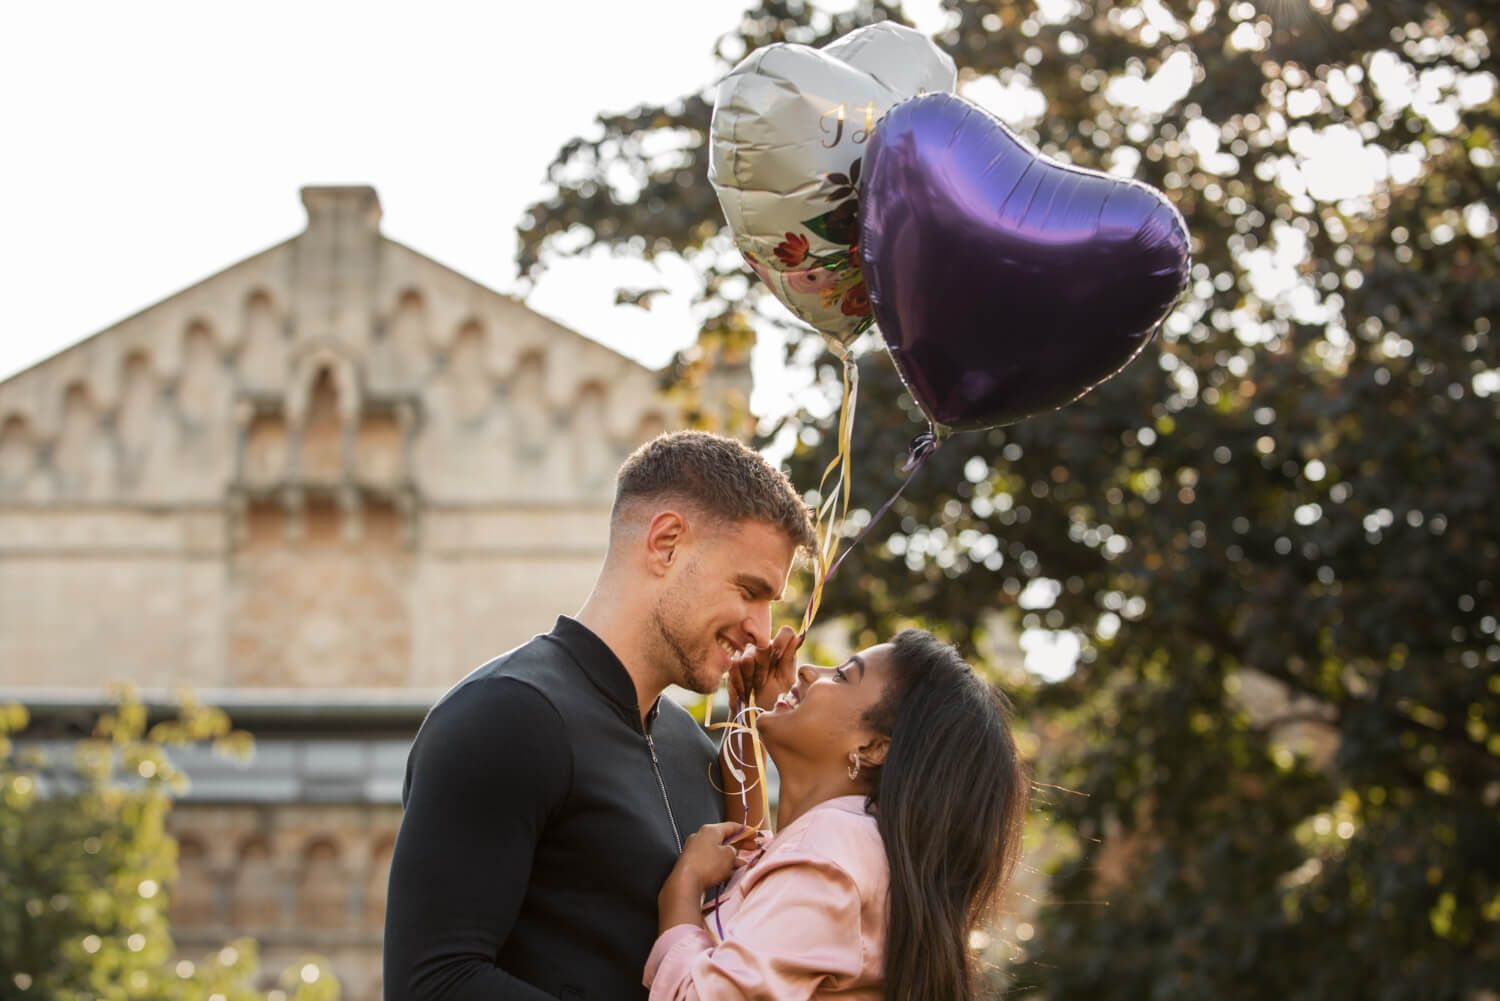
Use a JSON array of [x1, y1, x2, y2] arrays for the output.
[[859, 93, 1191, 433]]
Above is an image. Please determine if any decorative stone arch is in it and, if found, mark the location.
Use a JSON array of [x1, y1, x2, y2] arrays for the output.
[[446, 317, 494, 424], [388, 285, 426, 317], [177, 318, 229, 427], [510, 346, 545, 379], [0, 412, 37, 493], [296, 835, 350, 928], [369, 287, 432, 393], [509, 347, 548, 415], [286, 346, 361, 426], [116, 350, 158, 484], [59, 380, 94, 416], [181, 317, 221, 357], [120, 347, 154, 379], [240, 288, 282, 347], [449, 316, 490, 366], [572, 380, 612, 492], [492, 347, 553, 483], [229, 835, 282, 929], [244, 286, 279, 315], [52, 380, 113, 499], [451, 314, 486, 344], [574, 379, 607, 401], [171, 834, 219, 927], [286, 346, 360, 487], [239, 287, 288, 389]]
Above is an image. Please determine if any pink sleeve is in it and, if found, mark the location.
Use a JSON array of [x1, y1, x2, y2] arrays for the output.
[[644, 854, 866, 1001], [645, 925, 714, 991]]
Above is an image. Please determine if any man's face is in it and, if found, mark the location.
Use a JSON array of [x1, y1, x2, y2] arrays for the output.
[[649, 518, 797, 695]]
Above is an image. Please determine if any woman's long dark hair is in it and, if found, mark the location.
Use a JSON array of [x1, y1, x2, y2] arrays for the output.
[[864, 629, 1030, 1001]]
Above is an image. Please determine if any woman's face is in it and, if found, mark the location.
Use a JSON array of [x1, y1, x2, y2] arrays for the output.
[[756, 643, 895, 766]]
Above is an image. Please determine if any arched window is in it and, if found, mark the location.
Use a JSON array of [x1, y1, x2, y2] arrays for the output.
[[229, 837, 281, 929], [382, 289, 429, 388], [573, 382, 611, 490], [54, 382, 107, 498], [449, 320, 491, 424], [171, 836, 218, 928], [0, 414, 35, 492], [300, 366, 344, 482], [178, 322, 226, 426], [297, 837, 348, 928], [240, 290, 286, 390], [117, 352, 156, 487]]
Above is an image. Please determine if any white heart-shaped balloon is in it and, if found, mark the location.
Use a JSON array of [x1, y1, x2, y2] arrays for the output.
[[710, 22, 956, 350]]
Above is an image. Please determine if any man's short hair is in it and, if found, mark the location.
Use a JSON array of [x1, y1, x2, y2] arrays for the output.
[[613, 431, 816, 553]]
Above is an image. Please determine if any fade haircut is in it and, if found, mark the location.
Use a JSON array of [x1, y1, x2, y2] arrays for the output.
[[612, 431, 816, 554]]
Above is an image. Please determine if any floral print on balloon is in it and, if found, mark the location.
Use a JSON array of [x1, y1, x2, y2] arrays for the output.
[[751, 158, 874, 336]]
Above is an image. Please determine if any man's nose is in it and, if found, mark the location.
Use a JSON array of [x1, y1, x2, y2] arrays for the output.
[[742, 608, 771, 649]]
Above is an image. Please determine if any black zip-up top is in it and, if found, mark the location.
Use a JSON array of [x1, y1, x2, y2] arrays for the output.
[[383, 617, 721, 1001]]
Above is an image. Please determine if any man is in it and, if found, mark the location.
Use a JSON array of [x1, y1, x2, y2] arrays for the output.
[[384, 430, 816, 1001]]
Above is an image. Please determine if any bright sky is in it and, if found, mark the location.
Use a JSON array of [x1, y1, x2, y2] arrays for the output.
[[0, 1, 762, 383], [3, 0, 1482, 391], [0, 0, 944, 409], [9, 1, 1472, 681]]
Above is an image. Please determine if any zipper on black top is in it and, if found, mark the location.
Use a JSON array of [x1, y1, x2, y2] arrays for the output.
[[642, 726, 683, 853]]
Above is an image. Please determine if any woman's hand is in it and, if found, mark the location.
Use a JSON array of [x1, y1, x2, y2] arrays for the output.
[[728, 626, 802, 710], [668, 821, 750, 891], [658, 821, 754, 932]]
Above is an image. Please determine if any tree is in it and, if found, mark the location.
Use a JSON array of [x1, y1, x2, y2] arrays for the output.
[[1, 692, 339, 1001], [519, 1, 1499, 997]]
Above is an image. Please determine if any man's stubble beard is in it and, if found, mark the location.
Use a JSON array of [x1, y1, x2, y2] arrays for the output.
[[649, 570, 719, 696]]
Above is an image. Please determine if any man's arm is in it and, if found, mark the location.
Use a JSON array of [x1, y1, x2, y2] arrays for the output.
[[383, 678, 571, 1001]]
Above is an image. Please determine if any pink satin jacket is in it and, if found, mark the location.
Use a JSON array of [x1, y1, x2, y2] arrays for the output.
[[644, 795, 888, 1000]]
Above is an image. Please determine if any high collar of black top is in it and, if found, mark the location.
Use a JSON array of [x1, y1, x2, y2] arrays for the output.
[[546, 615, 662, 727]]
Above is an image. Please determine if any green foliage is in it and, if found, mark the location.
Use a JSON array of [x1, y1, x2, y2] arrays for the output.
[[520, 0, 1499, 996], [515, 0, 907, 425], [0, 690, 339, 1001]]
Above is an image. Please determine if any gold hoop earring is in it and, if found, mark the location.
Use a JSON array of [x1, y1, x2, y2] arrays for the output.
[[847, 754, 861, 780]]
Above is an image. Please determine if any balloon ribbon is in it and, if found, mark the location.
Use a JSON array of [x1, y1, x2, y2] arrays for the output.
[[799, 354, 860, 637], [701, 354, 861, 841], [701, 365, 939, 855], [799, 426, 940, 638], [704, 701, 767, 942]]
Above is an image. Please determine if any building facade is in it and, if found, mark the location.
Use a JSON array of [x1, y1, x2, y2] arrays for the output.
[[0, 186, 717, 999]]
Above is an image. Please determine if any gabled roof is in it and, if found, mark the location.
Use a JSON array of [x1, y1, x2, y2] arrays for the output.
[[0, 185, 665, 438]]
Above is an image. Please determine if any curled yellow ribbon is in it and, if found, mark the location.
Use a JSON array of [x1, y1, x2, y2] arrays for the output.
[[800, 353, 859, 638], [704, 353, 860, 834]]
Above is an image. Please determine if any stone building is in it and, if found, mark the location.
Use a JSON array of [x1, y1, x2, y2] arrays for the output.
[[0, 186, 719, 999]]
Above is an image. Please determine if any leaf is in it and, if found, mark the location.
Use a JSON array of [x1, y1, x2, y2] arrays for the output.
[[801, 200, 859, 246], [826, 172, 850, 187], [519, 5, 1500, 995]]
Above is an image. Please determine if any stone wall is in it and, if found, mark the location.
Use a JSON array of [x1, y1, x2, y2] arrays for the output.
[[167, 802, 401, 1001], [0, 186, 708, 1001], [0, 186, 677, 693]]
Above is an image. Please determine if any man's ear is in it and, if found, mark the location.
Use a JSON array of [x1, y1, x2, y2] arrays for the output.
[[644, 509, 688, 577], [857, 735, 890, 768]]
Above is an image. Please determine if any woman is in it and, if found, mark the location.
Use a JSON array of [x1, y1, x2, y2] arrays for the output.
[[645, 628, 1029, 1000]]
